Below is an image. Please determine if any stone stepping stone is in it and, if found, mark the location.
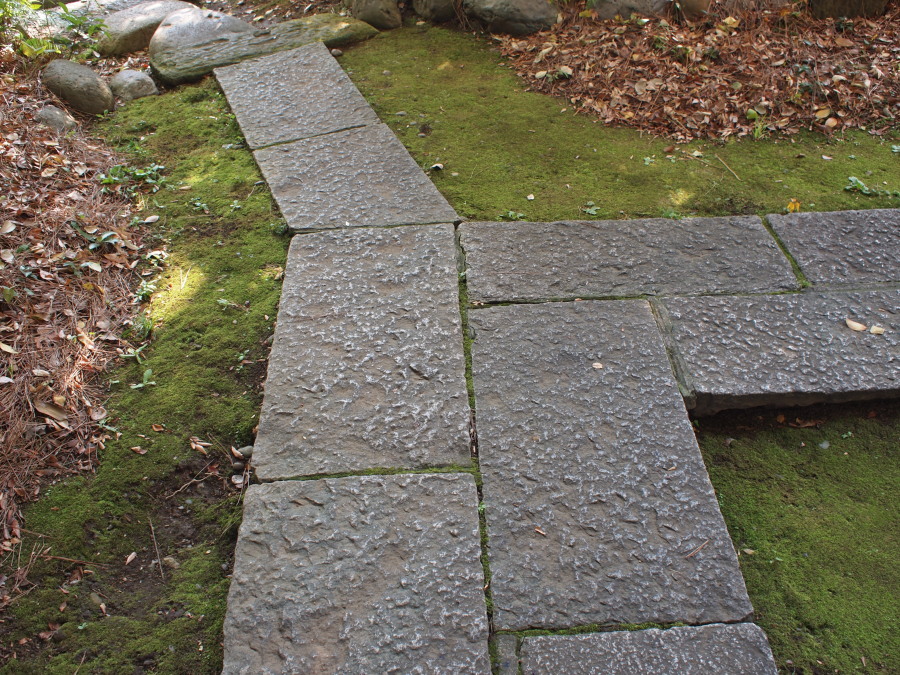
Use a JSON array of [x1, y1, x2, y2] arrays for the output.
[[215, 42, 380, 149], [470, 300, 752, 631], [660, 289, 900, 414], [460, 217, 797, 303], [768, 208, 900, 286], [223, 474, 490, 673], [253, 224, 470, 481], [254, 124, 459, 231], [518, 623, 777, 674]]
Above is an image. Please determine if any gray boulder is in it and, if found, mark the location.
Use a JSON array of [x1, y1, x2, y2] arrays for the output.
[[109, 69, 159, 101], [35, 105, 78, 133], [590, 0, 667, 19], [97, 0, 194, 56], [350, 0, 401, 30], [150, 11, 378, 84], [42, 60, 114, 115], [463, 0, 557, 35], [413, 0, 456, 22]]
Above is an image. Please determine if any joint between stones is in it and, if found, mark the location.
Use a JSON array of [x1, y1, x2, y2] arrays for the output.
[[761, 213, 811, 288], [648, 297, 697, 410]]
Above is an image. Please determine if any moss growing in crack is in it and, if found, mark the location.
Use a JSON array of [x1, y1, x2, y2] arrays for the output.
[[696, 401, 900, 673], [1, 78, 288, 673], [341, 26, 899, 221]]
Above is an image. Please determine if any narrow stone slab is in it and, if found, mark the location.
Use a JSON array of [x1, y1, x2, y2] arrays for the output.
[[519, 623, 777, 674], [223, 474, 490, 674], [215, 42, 380, 149], [768, 209, 900, 285], [661, 290, 900, 414], [471, 301, 752, 630], [253, 224, 470, 480], [460, 217, 797, 303], [254, 124, 459, 230]]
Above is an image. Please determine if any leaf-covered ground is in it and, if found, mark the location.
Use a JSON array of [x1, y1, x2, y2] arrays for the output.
[[500, 0, 900, 142]]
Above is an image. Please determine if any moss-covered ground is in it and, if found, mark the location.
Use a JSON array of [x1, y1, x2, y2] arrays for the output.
[[1, 78, 288, 672], [697, 401, 900, 674], [342, 24, 898, 222]]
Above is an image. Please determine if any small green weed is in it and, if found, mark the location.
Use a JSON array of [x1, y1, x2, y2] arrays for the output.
[[844, 176, 900, 198]]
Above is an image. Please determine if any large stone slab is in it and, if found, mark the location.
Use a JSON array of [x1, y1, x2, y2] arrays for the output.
[[149, 11, 378, 84], [661, 290, 900, 414], [254, 124, 459, 230], [460, 217, 797, 303], [253, 224, 470, 480], [519, 623, 777, 674], [470, 301, 752, 630], [215, 42, 380, 149], [223, 474, 490, 674], [768, 208, 900, 286]]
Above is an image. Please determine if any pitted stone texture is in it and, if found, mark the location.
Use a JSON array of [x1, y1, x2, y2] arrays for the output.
[[768, 209, 900, 285], [460, 217, 797, 303], [254, 124, 458, 230], [471, 301, 752, 630], [662, 290, 900, 414], [215, 42, 380, 149], [520, 623, 777, 674], [223, 474, 490, 674], [253, 224, 470, 480]]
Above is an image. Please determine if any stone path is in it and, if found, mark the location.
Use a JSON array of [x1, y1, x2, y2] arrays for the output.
[[214, 43, 900, 673]]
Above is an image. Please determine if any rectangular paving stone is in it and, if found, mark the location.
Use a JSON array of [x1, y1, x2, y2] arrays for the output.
[[253, 224, 470, 480], [223, 474, 490, 674], [253, 123, 459, 231], [661, 289, 900, 414], [215, 42, 380, 149], [460, 217, 797, 303], [470, 301, 752, 631], [519, 623, 777, 675], [768, 208, 900, 286]]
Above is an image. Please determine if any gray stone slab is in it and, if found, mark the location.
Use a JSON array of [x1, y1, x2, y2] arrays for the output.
[[253, 224, 470, 480], [253, 124, 459, 231], [223, 474, 490, 674], [494, 634, 520, 675], [215, 42, 380, 149], [470, 301, 752, 631], [661, 290, 900, 414], [768, 208, 900, 286], [519, 623, 777, 675], [460, 217, 797, 303]]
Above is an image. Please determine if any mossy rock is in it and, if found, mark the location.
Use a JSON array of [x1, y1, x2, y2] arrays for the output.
[[150, 13, 378, 84]]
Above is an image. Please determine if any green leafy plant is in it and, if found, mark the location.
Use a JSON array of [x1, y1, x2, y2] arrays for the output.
[[129, 368, 156, 389], [844, 176, 900, 198], [498, 210, 527, 221], [98, 163, 166, 194], [581, 201, 600, 215]]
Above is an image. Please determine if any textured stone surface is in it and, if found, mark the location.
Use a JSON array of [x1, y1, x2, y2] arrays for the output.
[[97, 0, 193, 56], [462, 0, 557, 35], [42, 59, 114, 115], [591, 0, 669, 19], [109, 69, 158, 101], [460, 217, 797, 303], [768, 209, 900, 285], [351, 0, 402, 29], [254, 124, 458, 230], [471, 301, 752, 630], [253, 224, 470, 480], [150, 11, 377, 84], [215, 42, 380, 149], [661, 290, 900, 413], [223, 474, 490, 674], [495, 634, 520, 675], [413, 0, 457, 22], [520, 623, 777, 675], [35, 105, 77, 133]]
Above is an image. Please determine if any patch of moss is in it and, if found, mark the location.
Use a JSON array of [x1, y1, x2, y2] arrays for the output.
[[341, 26, 898, 221], [696, 401, 900, 673], [1, 78, 288, 672]]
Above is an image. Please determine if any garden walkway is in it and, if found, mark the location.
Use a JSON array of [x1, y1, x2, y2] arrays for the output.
[[213, 42, 899, 674]]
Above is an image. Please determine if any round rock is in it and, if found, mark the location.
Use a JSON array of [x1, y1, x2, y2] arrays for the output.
[[350, 0, 401, 30], [413, 0, 457, 22], [42, 59, 114, 115], [97, 0, 195, 56], [462, 0, 557, 35], [109, 69, 159, 101], [34, 104, 77, 133]]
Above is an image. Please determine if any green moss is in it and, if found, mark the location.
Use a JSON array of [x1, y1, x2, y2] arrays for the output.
[[1, 78, 288, 673], [341, 26, 898, 221], [697, 402, 900, 673]]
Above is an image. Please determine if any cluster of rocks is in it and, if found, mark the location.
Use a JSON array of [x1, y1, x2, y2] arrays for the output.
[[353, 0, 561, 35], [37, 0, 378, 129]]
